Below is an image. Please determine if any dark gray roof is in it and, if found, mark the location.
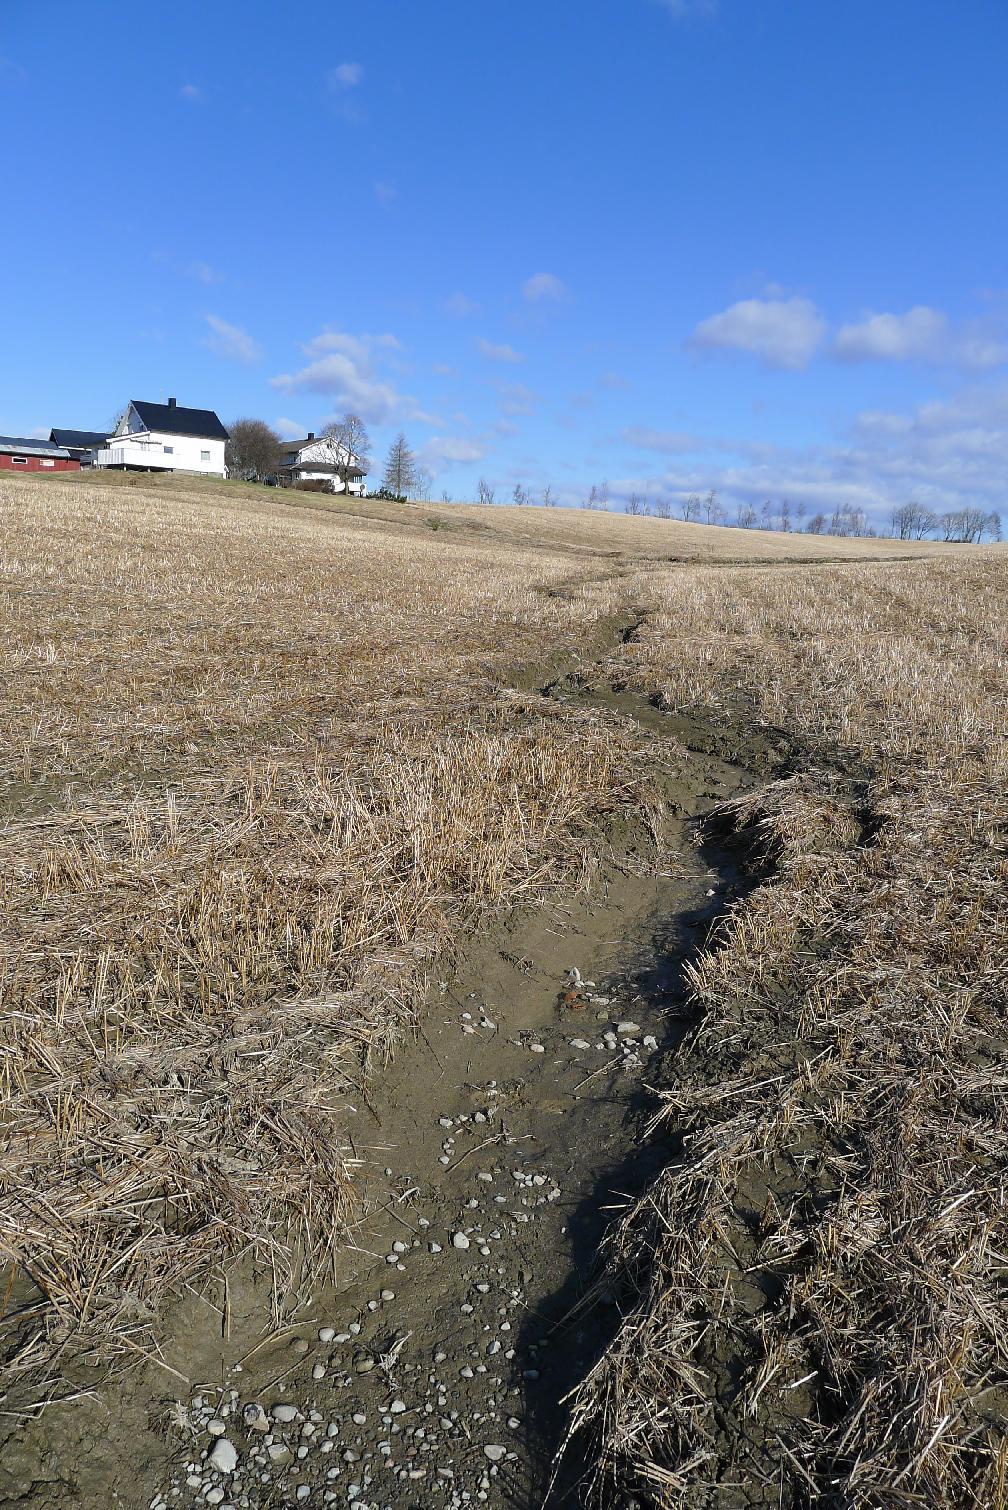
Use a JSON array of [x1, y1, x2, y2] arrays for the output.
[[130, 401, 229, 441], [278, 460, 365, 477], [0, 435, 71, 458], [50, 428, 109, 449]]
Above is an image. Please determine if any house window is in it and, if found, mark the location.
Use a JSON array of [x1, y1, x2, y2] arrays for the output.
[[164, 445, 174, 455], [200, 449, 210, 462], [11, 456, 27, 465], [41, 459, 55, 468]]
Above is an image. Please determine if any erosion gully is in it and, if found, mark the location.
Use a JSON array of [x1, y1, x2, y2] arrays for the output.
[[1, 665, 758, 1510]]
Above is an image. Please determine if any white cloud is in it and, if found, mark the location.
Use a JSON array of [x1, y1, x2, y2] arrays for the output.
[[522, 272, 568, 303], [301, 330, 400, 360], [835, 306, 948, 363], [835, 306, 1008, 371], [653, 0, 718, 18], [329, 62, 363, 88], [180, 83, 203, 102], [188, 260, 221, 285], [418, 436, 487, 472], [623, 382, 1008, 528], [272, 330, 413, 423], [622, 426, 705, 453], [496, 382, 536, 416], [275, 417, 306, 439], [690, 296, 826, 369], [442, 292, 479, 319], [203, 314, 260, 364], [478, 338, 524, 364]]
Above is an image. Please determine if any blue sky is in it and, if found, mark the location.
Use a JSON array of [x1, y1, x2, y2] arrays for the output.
[[3, 0, 1007, 519]]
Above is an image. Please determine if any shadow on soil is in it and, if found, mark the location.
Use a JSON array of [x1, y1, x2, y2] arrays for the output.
[[509, 820, 762, 1510]]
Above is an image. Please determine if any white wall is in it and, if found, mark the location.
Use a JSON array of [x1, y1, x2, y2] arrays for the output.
[[294, 438, 366, 492], [98, 429, 226, 477]]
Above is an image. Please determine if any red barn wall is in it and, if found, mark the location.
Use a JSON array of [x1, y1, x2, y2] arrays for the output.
[[0, 454, 81, 473]]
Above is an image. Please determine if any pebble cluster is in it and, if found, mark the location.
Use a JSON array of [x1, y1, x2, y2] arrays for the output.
[[152, 980, 666, 1509]]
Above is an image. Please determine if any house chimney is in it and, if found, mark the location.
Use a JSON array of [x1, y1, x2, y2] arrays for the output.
[[307, 431, 315, 441], [168, 396, 177, 409]]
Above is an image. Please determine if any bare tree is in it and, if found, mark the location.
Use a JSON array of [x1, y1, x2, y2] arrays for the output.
[[625, 492, 646, 516], [441, 490, 451, 503], [412, 465, 433, 502], [941, 506, 996, 543], [761, 500, 775, 530], [321, 412, 371, 494], [779, 498, 792, 533], [652, 496, 673, 519], [681, 493, 701, 522], [703, 489, 723, 525], [225, 418, 282, 482], [477, 477, 495, 506], [806, 512, 826, 534], [381, 433, 417, 498], [598, 479, 610, 511], [512, 482, 527, 506], [736, 502, 756, 529], [988, 511, 1002, 542], [542, 483, 556, 508]]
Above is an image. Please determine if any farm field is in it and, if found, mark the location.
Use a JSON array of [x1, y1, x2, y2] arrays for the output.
[[1, 470, 1006, 1508]]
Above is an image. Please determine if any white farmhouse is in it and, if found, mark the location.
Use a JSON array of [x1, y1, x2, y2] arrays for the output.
[[276, 432, 367, 494], [94, 398, 228, 476]]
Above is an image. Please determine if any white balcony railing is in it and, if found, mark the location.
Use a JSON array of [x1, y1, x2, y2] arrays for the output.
[[93, 445, 173, 471]]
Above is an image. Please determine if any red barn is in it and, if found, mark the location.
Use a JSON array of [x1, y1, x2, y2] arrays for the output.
[[0, 436, 81, 473]]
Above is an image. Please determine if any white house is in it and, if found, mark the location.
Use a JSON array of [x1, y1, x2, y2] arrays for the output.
[[275, 432, 367, 494], [94, 399, 228, 476]]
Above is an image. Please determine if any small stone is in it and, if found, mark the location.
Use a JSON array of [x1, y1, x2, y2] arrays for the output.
[[242, 1402, 268, 1432], [381, 1289, 395, 1301], [268, 1442, 290, 1462], [206, 1417, 226, 1436], [291, 1338, 311, 1356], [205, 1492, 225, 1507], [452, 1233, 470, 1250], [429, 1242, 442, 1253], [272, 1404, 299, 1423], [312, 1363, 326, 1380], [617, 1021, 640, 1035], [353, 1354, 375, 1374], [318, 1327, 336, 1343], [390, 1400, 407, 1414], [207, 1438, 238, 1474], [570, 1039, 591, 1050], [529, 1043, 545, 1053], [484, 1445, 506, 1462]]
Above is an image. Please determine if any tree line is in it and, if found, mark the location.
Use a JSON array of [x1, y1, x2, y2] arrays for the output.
[[224, 419, 1002, 542]]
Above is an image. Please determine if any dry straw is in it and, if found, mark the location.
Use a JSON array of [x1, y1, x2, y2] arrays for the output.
[[567, 555, 1008, 1506]]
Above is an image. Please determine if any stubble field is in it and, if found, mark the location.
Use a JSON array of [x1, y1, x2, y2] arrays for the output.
[[1, 469, 1005, 1508]]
